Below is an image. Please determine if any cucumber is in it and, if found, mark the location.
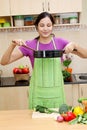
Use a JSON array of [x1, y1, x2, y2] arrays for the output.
[[83, 113, 87, 119], [78, 98, 87, 103]]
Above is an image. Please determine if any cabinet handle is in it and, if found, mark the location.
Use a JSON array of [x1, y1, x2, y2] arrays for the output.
[[42, 2, 45, 11], [48, 2, 50, 11], [81, 88, 83, 96]]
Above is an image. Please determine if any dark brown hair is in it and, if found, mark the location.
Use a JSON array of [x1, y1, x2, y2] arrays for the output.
[[34, 12, 55, 27]]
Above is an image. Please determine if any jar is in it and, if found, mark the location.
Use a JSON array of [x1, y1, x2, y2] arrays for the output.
[[14, 16, 24, 27], [70, 17, 77, 24], [3, 22, 11, 27], [54, 15, 60, 24], [62, 18, 70, 24], [0, 18, 6, 24], [24, 17, 33, 26]]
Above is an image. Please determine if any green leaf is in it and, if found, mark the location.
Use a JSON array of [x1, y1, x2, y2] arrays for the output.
[[63, 60, 71, 67]]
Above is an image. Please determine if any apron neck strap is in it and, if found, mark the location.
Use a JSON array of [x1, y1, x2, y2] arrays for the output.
[[36, 37, 57, 51]]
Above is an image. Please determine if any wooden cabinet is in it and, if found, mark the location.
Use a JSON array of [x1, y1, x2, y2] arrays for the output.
[[0, 0, 10, 16], [64, 84, 79, 107], [0, 0, 82, 31], [64, 84, 73, 106], [10, 0, 82, 15], [0, 84, 87, 110], [79, 84, 87, 98], [10, 0, 44, 15], [0, 86, 29, 110], [46, 0, 82, 14], [64, 83, 87, 107]]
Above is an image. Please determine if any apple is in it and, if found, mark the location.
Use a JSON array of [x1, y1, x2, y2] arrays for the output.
[[13, 68, 19, 74], [13, 65, 29, 74], [19, 65, 24, 69], [13, 67, 22, 74], [17, 68, 23, 74], [22, 67, 29, 74]]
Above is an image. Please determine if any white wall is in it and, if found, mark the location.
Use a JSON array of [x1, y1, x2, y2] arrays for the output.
[[0, 0, 87, 77]]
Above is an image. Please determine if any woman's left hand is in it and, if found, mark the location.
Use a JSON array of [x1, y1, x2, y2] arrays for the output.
[[64, 42, 76, 53]]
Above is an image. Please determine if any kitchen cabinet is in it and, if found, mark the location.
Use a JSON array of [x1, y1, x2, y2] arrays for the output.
[[0, 0, 82, 32], [79, 84, 87, 98], [64, 83, 87, 107], [0, 86, 29, 110], [0, 0, 10, 16], [10, 0, 44, 15], [46, 0, 82, 14], [10, 0, 82, 15], [64, 84, 79, 107]]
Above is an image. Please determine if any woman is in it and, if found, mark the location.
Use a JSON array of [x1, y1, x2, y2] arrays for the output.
[[0, 12, 86, 109]]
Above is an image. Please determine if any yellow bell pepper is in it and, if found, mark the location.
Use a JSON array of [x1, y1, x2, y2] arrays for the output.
[[73, 106, 84, 116]]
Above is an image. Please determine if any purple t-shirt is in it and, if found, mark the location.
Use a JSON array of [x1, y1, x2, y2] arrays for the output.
[[19, 37, 69, 67]]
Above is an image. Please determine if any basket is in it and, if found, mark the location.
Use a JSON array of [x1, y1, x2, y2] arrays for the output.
[[14, 73, 29, 81]]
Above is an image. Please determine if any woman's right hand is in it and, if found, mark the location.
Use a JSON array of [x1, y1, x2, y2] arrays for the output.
[[12, 39, 25, 46]]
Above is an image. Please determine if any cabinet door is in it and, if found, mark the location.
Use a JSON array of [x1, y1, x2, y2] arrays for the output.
[[0, 87, 29, 110], [72, 84, 79, 106], [46, 0, 82, 13], [79, 84, 87, 98], [64, 84, 79, 107], [0, 0, 10, 16], [10, 0, 45, 15], [64, 84, 73, 106]]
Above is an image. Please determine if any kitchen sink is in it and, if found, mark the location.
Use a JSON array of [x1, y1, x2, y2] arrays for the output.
[[74, 73, 87, 82], [79, 75, 87, 80]]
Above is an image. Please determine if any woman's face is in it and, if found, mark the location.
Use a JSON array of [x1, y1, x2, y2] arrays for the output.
[[37, 16, 53, 38]]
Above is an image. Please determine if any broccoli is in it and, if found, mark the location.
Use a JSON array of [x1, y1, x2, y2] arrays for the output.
[[59, 104, 70, 114]]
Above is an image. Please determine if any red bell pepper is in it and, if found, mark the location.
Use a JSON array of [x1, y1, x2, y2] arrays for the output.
[[62, 111, 76, 122]]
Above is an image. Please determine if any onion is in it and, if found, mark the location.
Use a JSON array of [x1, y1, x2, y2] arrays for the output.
[[57, 115, 64, 122]]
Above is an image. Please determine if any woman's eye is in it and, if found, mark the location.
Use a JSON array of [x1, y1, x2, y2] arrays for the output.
[[39, 24, 52, 28], [39, 24, 44, 27], [47, 24, 52, 27]]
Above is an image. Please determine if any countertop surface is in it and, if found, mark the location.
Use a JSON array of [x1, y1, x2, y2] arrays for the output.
[[0, 109, 87, 130], [0, 77, 29, 87], [0, 73, 87, 87]]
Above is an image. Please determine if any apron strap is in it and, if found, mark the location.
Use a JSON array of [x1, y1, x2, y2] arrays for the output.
[[36, 37, 57, 51], [51, 37, 57, 50], [36, 40, 39, 51]]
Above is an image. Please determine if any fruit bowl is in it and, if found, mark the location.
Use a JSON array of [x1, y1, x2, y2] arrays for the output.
[[14, 73, 29, 81], [13, 65, 30, 81]]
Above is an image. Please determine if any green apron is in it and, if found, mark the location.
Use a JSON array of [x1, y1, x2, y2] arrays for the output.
[[29, 38, 66, 109]]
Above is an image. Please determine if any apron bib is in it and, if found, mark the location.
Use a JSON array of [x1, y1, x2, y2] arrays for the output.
[[29, 38, 66, 109]]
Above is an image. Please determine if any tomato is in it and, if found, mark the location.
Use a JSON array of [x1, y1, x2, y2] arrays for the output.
[[62, 111, 76, 122]]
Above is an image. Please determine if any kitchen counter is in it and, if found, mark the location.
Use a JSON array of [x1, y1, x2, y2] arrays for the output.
[[0, 73, 87, 87], [0, 77, 29, 87], [0, 109, 87, 130]]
